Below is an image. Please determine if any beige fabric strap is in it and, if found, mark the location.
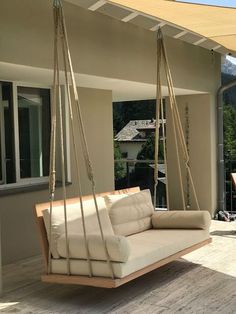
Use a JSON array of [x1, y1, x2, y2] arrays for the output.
[[161, 32, 186, 211], [161, 33, 200, 210], [60, 11, 93, 278], [153, 35, 162, 209], [48, 4, 71, 275], [48, 0, 114, 279], [154, 29, 200, 211], [160, 99, 170, 210], [59, 4, 114, 279], [154, 34, 170, 210], [48, 6, 60, 274]]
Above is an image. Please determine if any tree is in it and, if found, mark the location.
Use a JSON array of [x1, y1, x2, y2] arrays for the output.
[[114, 141, 126, 180], [135, 134, 164, 184], [113, 100, 156, 135], [222, 73, 236, 107], [137, 134, 164, 161], [223, 103, 236, 210], [135, 134, 165, 200], [223, 103, 236, 161]]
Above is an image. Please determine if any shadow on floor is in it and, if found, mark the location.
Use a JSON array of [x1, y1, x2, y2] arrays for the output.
[[210, 230, 236, 238], [2, 258, 236, 314]]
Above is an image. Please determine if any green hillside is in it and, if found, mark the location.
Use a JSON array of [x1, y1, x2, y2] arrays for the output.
[[222, 73, 236, 106]]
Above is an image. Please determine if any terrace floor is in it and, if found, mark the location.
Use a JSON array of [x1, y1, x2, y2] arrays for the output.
[[1, 220, 236, 314]]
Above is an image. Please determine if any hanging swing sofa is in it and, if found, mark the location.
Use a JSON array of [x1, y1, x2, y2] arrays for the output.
[[35, 0, 212, 288], [35, 187, 211, 288]]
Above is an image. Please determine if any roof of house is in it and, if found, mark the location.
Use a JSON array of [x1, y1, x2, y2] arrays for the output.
[[116, 119, 156, 142]]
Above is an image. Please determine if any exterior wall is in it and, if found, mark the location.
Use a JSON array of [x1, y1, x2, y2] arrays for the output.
[[119, 142, 144, 160], [166, 93, 218, 215], [0, 87, 114, 264], [70, 87, 115, 195], [0, 0, 219, 93]]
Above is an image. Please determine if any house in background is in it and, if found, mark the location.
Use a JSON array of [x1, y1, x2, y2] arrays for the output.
[[115, 119, 164, 160], [115, 119, 166, 205]]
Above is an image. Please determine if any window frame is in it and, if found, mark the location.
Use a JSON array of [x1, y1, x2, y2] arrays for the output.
[[0, 85, 6, 185], [0, 81, 71, 190]]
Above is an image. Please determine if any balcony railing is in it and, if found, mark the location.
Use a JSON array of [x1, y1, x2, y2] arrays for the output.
[[115, 158, 236, 213], [114, 159, 167, 208], [225, 159, 236, 213]]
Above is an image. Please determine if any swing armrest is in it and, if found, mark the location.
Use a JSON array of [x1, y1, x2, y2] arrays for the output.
[[151, 210, 211, 230], [57, 234, 131, 262]]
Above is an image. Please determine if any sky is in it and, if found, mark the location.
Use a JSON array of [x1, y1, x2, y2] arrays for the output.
[[227, 56, 236, 65], [177, 0, 236, 8]]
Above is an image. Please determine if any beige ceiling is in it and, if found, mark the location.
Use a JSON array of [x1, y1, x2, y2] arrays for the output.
[[0, 62, 202, 101], [108, 0, 236, 54]]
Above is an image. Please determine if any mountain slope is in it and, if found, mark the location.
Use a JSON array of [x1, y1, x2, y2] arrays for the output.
[[222, 59, 236, 76], [222, 59, 236, 107]]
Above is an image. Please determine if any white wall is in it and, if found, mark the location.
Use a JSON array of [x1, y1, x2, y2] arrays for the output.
[[119, 142, 144, 160], [0, 0, 220, 93], [166, 93, 218, 215]]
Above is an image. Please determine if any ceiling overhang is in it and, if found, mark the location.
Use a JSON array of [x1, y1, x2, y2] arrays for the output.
[[65, 0, 236, 57], [0, 62, 204, 101]]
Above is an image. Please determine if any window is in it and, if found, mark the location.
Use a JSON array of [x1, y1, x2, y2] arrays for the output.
[[17, 86, 50, 179], [0, 82, 15, 184], [0, 82, 51, 187]]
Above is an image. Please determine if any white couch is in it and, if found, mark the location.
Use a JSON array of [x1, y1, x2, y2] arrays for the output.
[[42, 189, 211, 279]]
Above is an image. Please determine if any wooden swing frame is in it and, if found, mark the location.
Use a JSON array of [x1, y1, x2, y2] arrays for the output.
[[35, 186, 211, 289]]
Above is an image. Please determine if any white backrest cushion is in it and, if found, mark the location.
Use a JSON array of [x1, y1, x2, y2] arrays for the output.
[[57, 234, 130, 262], [104, 189, 154, 236], [42, 197, 114, 258], [104, 193, 133, 208]]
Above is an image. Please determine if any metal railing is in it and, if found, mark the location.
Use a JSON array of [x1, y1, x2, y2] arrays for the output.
[[225, 159, 236, 213], [114, 159, 167, 208]]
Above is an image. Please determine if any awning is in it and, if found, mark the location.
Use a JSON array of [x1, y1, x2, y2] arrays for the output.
[[81, 0, 236, 56], [108, 0, 236, 55]]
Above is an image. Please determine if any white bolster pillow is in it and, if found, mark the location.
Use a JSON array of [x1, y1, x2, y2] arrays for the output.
[[152, 211, 211, 230], [57, 234, 130, 262]]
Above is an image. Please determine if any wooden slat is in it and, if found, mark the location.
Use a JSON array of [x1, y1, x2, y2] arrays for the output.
[[41, 238, 212, 288], [34, 215, 49, 269], [88, 0, 107, 11], [41, 274, 117, 288]]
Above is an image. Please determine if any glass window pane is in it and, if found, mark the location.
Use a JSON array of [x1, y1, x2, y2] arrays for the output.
[[17, 87, 50, 179], [0, 82, 15, 184], [0, 128, 2, 183]]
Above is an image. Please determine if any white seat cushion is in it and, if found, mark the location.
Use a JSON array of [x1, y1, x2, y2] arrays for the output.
[[42, 197, 114, 258], [104, 189, 154, 236], [57, 234, 130, 262], [51, 229, 210, 278]]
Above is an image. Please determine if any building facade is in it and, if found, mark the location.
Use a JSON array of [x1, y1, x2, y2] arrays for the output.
[[0, 0, 221, 264]]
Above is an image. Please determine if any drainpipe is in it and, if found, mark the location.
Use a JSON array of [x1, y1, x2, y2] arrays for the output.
[[217, 78, 236, 214]]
